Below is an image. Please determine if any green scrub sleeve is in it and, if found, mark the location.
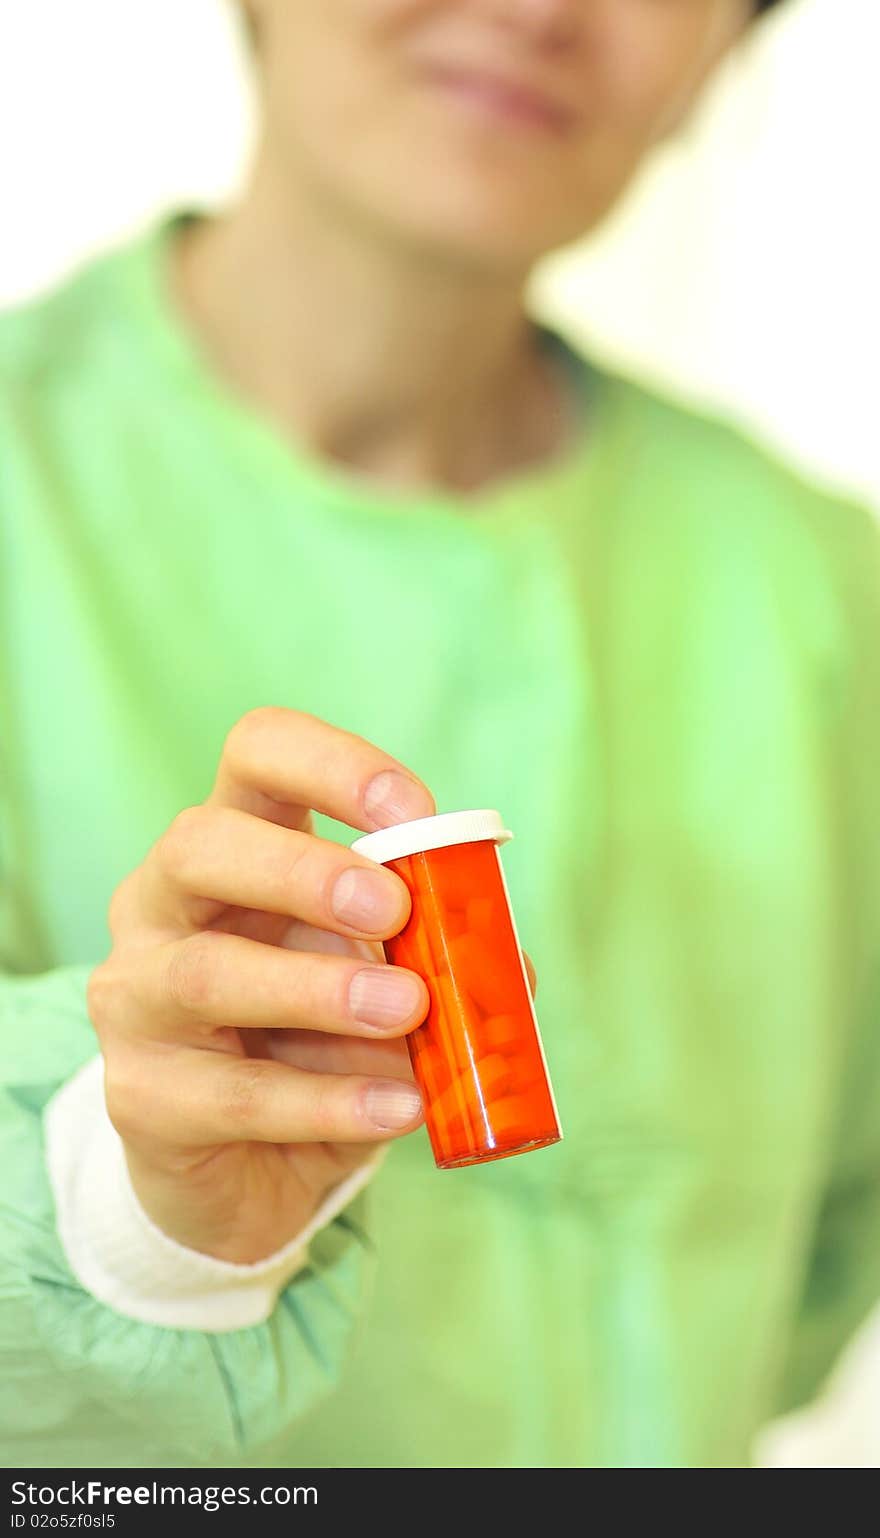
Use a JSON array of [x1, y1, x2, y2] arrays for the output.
[[0, 964, 376, 1468]]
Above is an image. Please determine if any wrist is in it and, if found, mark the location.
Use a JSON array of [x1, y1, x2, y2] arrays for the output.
[[121, 1143, 322, 1265], [45, 1055, 387, 1330]]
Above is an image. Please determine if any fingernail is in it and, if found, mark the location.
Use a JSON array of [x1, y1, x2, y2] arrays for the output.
[[364, 1081, 423, 1131], [331, 867, 403, 932], [363, 770, 433, 830], [349, 968, 424, 1030]]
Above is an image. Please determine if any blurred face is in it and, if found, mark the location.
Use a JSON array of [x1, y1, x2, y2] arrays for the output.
[[245, 0, 751, 273]]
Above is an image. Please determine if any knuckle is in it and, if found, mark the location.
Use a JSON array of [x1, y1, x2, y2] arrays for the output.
[[164, 932, 223, 1013], [106, 870, 139, 940], [269, 831, 313, 896], [87, 955, 152, 1048], [86, 959, 122, 1032], [156, 806, 205, 881], [224, 707, 290, 771], [221, 1059, 272, 1130], [103, 1057, 145, 1142], [305, 1075, 341, 1142], [223, 707, 323, 788]]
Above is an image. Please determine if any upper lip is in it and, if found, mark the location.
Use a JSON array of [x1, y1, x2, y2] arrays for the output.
[[417, 59, 579, 131]]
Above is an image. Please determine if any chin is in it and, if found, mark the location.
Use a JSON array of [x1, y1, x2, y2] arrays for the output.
[[385, 176, 599, 275]]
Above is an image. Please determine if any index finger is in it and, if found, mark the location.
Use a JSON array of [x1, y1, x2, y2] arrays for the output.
[[208, 707, 436, 833]]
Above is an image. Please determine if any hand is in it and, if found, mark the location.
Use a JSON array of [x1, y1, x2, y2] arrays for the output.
[[87, 708, 436, 1264]]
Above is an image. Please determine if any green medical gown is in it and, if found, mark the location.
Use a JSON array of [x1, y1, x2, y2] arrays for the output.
[[1, 224, 879, 1468]]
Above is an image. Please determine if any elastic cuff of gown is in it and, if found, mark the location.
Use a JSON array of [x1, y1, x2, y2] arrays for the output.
[[44, 1054, 386, 1332]]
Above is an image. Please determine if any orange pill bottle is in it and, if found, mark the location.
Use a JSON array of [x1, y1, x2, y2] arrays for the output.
[[351, 810, 562, 1170]]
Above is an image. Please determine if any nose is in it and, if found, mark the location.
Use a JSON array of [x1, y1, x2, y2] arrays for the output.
[[479, 0, 582, 49]]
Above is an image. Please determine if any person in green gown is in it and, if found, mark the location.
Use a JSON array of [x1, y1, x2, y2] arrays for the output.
[[2, 0, 878, 1469]]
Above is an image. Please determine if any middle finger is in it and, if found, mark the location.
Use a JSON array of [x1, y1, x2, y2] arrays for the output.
[[139, 930, 430, 1039]]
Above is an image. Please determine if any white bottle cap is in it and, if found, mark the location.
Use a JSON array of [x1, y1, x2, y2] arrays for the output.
[[351, 809, 512, 866]]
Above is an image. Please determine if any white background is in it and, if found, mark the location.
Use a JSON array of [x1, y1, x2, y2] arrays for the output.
[[0, 0, 878, 1465]]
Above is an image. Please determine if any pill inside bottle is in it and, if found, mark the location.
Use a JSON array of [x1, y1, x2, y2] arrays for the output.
[[351, 809, 562, 1170]]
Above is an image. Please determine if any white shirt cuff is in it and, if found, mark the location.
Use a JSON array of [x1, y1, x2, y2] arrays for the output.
[[43, 1054, 385, 1333]]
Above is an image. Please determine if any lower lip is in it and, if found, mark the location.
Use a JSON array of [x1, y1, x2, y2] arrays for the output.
[[421, 68, 572, 137]]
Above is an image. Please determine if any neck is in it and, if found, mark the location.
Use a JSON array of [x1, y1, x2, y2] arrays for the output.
[[171, 150, 573, 495]]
